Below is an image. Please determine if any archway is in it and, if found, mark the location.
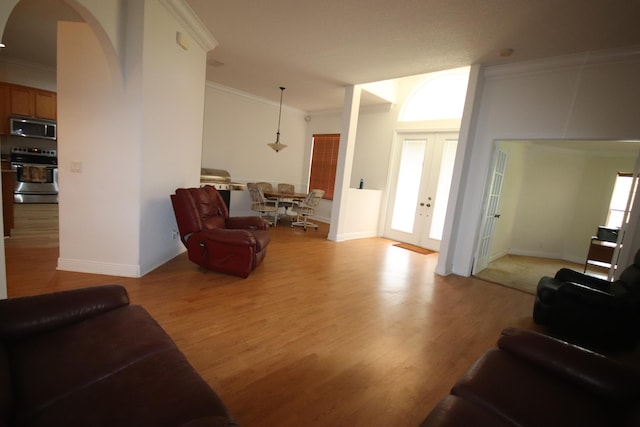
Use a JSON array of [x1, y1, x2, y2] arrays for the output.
[[0, 0, 119, 297]]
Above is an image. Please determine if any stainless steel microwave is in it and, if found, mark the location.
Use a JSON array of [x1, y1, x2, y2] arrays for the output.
[[10, 117, 56, 140]]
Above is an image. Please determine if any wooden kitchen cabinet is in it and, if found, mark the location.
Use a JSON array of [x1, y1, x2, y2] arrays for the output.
[[34, 90, 57, 120], [10, 85, 34, 117], [6, 83, 57, 121]]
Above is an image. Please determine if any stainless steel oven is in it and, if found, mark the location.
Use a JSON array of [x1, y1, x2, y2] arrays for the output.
[[200, 168, 246, 212], [10, 147, 58, 204]]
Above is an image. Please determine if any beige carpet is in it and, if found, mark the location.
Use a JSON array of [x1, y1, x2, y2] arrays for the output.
[[474, 254, 605, 295]]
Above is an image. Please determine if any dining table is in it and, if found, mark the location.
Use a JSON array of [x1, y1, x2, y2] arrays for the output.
[[263, 191, 307, 225]]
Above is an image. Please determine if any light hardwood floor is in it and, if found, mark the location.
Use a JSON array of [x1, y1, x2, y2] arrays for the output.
[[5, 212, 539, 426]]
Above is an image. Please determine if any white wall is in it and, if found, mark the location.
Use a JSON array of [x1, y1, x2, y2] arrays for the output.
[[138, 1, 208, 274], [447, 50, 640, 276], [57, 20, 140, 275], [201, 83, 308, 217], [55, 0, 210, 277], [503, 145, 635, 263]]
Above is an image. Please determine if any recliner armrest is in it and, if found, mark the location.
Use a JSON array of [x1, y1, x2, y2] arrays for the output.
[[192, 229, 258, 246], [536, 276, 563, 303], [557, 281, 628, 308], [498, 328, 640, 402], [0, 284, 130, 342], [225, 216, 268, 230], [537, 274, 626, 306]]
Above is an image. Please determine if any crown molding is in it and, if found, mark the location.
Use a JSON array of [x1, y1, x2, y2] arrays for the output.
[[205, 81, 307, 114], [484, 45, 640, 79], [160, 0, 218, 52], [0, 56, 56, 73]]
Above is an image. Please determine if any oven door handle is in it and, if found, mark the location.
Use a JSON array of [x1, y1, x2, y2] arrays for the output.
[[11, 163, 57, 168]]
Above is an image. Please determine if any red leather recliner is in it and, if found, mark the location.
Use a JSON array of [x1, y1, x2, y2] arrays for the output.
[[171, 186, 271, 278]]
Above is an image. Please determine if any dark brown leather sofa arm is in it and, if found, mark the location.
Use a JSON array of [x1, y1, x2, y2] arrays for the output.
[[498, 327, 640, 402], [0, 284, 129, 342], [420, 328, 640, 427]]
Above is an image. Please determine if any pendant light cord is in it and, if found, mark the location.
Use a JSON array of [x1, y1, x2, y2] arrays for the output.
[[276, 86, 285, 134]]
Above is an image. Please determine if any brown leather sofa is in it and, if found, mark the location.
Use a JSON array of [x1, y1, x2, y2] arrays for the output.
[[420, 328, 640, 427], [171, 186, 270, 278], [0, 285, 237, 427]]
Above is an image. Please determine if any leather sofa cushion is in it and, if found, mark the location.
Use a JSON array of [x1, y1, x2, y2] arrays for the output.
[[8, 305, 231, 427], [18, 349, 231, 427], [451, 349, 617, 426]]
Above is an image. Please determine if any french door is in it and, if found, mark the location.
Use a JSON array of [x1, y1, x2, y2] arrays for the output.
[[473, 149, 508, 274], [384, 132, 458, 251]]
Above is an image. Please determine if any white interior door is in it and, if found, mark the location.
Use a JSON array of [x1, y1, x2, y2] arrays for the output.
[[473, 149, 508, 274], [384, 132, 458, 251]]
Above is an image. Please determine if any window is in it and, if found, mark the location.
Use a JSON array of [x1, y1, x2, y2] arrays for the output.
[[309, 134, 340, 200], [398, 67, 470, 122], [606, 173, 637, 228]]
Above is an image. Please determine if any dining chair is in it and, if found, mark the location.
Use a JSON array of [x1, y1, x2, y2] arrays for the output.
[[256, 182, 274, 193], [248, 183, 277, 226], [290, 189, 325, 231], [277, 183, 295, 193], [277, 183, 296, 216]]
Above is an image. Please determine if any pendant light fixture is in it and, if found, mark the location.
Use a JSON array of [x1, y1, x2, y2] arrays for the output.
[[268, 86, 287, 153]]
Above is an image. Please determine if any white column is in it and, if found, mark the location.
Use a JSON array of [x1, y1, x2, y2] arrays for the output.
[[328, 85, 361, 241]]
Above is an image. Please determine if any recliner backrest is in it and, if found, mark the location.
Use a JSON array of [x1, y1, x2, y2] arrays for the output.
[[171, 187, 229, 243]]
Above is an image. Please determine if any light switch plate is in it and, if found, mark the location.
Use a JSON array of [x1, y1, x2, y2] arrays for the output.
[[71, 161, 82, 173]]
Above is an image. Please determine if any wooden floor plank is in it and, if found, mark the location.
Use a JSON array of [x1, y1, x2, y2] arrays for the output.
[[4, 215, 538, 426]]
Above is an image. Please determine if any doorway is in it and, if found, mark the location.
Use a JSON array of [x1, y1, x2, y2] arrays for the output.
[[473, 139, 640, 293], [383, 132, 458, 251]]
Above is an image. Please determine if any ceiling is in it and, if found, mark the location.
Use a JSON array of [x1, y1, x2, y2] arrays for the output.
[[2, 0, 640, 112]]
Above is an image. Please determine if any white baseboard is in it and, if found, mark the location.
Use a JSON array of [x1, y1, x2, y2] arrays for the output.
[[331, 230, 379, 242], [507, 249, 584, 265], [57, 258, 141, 278]]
